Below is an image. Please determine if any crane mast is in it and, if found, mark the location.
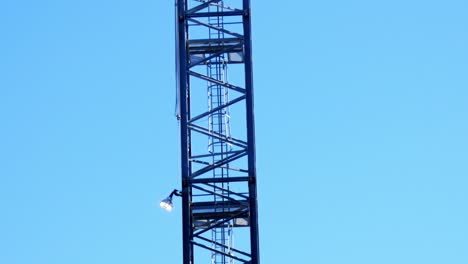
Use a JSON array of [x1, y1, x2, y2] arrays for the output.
[[175, 0, 259, 263]]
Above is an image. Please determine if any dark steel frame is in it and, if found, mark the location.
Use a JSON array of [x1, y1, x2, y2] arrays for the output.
[[176, 0, 259, 263]]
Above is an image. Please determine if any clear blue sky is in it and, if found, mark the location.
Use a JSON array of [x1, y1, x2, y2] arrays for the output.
[[1, 0, 467, 263]]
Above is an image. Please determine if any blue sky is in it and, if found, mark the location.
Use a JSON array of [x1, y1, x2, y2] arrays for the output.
[[1, 0, 467, 263]]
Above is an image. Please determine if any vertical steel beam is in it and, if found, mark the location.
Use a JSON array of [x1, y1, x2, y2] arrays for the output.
[[242, 1, 260, 263], [176, 0, 193, 263]]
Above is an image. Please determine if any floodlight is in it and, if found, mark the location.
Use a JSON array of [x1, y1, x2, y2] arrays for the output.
[[160, 197, 174, 211], [160, 189, 181, 212]]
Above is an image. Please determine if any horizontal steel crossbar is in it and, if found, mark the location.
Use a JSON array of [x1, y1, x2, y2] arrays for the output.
[[189, 176, 250, 184], [190, 150, 245, 159], [186, 11, 244, 18]]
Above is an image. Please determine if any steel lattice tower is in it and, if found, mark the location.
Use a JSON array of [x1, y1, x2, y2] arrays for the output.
[[175, 0, 259, 263]]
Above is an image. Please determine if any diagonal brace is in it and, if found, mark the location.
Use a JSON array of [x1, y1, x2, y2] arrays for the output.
[[191, 150, 247, 178], [191, 241, 249, 263], [189, 70, 245, 94]]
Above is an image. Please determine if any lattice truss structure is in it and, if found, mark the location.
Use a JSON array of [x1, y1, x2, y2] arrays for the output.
[[176, 0, 259, 264]]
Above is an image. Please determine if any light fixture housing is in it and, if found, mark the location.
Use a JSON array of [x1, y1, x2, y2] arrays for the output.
[[160, 196, 174, 211], [160, 189, 181, 212]]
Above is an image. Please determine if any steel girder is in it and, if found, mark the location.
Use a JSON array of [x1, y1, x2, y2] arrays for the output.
[[176, 0, 259, 264]]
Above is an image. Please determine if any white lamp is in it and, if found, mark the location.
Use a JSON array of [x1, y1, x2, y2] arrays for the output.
[[160, 189, 181, 212]]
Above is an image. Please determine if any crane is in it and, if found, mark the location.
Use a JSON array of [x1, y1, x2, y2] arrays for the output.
[[169, 0, 260, 263]]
